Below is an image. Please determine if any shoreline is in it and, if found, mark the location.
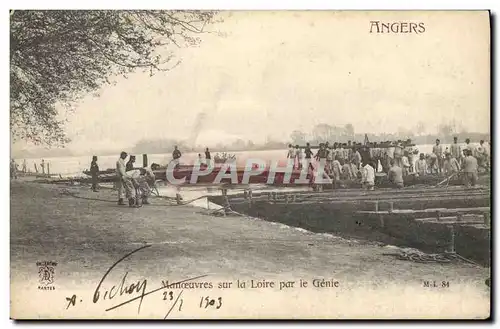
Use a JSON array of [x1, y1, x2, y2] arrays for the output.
[[10, 180, 490, 318]]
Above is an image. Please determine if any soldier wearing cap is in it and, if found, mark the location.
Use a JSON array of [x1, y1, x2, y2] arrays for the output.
[[116, 151, 133, 205]]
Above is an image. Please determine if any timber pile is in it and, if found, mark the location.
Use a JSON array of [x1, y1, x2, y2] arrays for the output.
[[356, 207, 490, 227], [33, 176, 89, 184], [221, 185, 490, 204], [353, 205, 491, 266], [208, 185, 491, 266]]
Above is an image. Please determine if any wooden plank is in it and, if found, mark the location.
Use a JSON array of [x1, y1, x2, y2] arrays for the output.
[[419, 221, 485, 225], [461, 224, 490, 229], [415, 214, 485, 224], [415, 220, 484, 225], [233, 189, 489, 202], [313, 187, 486, 198], [357, 207, 490, 215], [235, 187, 490, 200], [263, 194, 489, 205]]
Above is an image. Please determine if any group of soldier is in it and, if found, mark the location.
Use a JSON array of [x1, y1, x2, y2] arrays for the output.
[[418, 137, 490, 187], [115, 152, 156, 207], [87, 138, 489, 203], [89, 152, 156, 207], [89, 146, 188, 207], [287, 141, 379, 190], [287, 137, 490, 189]]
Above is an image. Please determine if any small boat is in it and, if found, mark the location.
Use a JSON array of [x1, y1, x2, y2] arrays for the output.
[[82, 169, 117, 181]]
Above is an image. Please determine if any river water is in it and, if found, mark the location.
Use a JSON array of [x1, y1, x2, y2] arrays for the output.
[[16, 143, 483, 178]]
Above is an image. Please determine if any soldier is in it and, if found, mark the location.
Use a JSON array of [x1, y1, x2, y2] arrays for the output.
[[432, 139, 444, 173], [352, 146, 362, 170], [464, 138, 475, 154], [394, 142, 404, 168], [294, 145, 303, 170], [139, 167, 155, 205], [314, 143, 326, 161], [349, 157, 360, 180], [361, 161, 375, 191], [415, 153, 428, 177], [130, 166, 156, 207], [401, 151, 411, 176], [287, 144, 295, 168], [450, 136, 461, 163], [463, 149, 478, 188], [10, 159, 18, 179], [331, 156, 342, 186], [341, 159, 354, 181], [172, 145, 182, 160], [476, 140, 489, 171], [126, 155, 136, 172], [325, 144, 333, 174], [116, 151, 130, 205], [205, 147, 212, 168], [388, 159, 404, 188], [443, 152, 460, 176], [89, 156, 99, 192], [304, 142, 314, 170]]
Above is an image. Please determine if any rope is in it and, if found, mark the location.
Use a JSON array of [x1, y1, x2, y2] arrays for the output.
[[59, 189, 117, 203], [60, 188, 216, 207], [59, 187, 251, 219], [156, 195, 210, 207]]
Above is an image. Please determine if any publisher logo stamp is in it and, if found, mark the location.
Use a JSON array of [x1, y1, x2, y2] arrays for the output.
[[37, 261, 57, 290]]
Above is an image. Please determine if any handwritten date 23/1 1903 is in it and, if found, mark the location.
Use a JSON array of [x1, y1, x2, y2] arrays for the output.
[[65, 245, 221, 318]]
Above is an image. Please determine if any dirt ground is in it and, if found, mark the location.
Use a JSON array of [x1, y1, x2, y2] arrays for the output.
[[10, 180, 491, 319]]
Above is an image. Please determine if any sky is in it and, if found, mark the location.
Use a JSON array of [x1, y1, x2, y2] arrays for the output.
[[13, 11, 491, 154]]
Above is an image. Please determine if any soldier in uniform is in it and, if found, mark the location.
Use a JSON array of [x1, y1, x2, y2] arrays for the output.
[[432, 139, 444, 174], [126, 155, 136, 172], [90, 156, 99, 192], [10, 159, 18, 179], [116, 151, 131, 205], [129, 167, 156, 206]]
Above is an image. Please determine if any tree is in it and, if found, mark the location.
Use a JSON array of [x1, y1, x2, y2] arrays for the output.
[[231, 139, 246, 150], [10, 10, 219, 145], [313, 123, 333, 142], [416, 121, 426, 136], [290, 130, 306, 145], [457, 122, 467, 134], [344, 123, 354, 138], [438, 124, 454, 137], [397, 126, 411, 139]]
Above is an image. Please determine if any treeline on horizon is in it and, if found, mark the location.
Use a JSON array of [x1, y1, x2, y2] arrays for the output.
[[13, 131, 490, 159], [130, 130, 490, 154]]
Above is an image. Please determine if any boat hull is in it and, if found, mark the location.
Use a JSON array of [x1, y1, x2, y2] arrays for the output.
[[84, 166, 490, 188]]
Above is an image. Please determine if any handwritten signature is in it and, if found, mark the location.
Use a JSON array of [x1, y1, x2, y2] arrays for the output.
[[69, 244, 208, 318]]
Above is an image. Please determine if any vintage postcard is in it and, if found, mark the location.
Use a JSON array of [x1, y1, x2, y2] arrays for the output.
[[10, 10, 491, 319]]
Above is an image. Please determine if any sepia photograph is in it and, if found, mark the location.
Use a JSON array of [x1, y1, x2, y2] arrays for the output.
[[9, 9, 491, 319]]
